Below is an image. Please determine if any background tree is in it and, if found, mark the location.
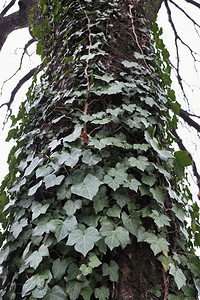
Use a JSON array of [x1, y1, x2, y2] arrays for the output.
[[0, 0, 200, 299]]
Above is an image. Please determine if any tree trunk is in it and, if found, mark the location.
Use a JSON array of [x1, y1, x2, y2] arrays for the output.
[[0, 0, 199, 299]]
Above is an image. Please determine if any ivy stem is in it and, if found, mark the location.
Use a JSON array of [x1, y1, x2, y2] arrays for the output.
[[128, 4, 152, 73]]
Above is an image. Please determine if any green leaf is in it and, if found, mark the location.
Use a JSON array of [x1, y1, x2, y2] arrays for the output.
[[124, 178, 141, 191], [158, 254, 174, 272], [172, 204, 185, 222], [141, 174, 156, 187], [9, 178, 26, 193], [88, 253, 102, 268], [100, 222, 130, 250], [22, 270, 52, 298], [106, 204, 121, 218], [93, 186, 109, 214], [145, 233, 169, 255], [59, 148, 82, 168], [80, 264, 92, 275], [174, 151, 192, 167], [122, 60, 138, 68], [28, 180, 43, 196], [43, 286, 67, 300], [36, 165, 53, 178], [80, 287, 93, 300], [25, 244, 49, 269], [24, 157, 43, 176], [103, 174, 121, 191], [169, 263, 186, 290], [52, 258, 72, 281], [122, 211, 141, 236], [44, 174, 64, 189], [128, 156, 149, 171], [71, 174, 102, 200], [94, 286, 110, 300], [102, 260, 119, 282], [150, 210, 170, 228], [66, 280, 88, 300], [63, 200, 82, 216], [63, 124, 83, 142], [150, 186, 165, 204], [31, 202, 50, 220], [144, 131, 173, 160], [48, 216, 77, 242], [10, 218, 28, 238], [82, 150, 101, 166], [67, 227, 101, 256]]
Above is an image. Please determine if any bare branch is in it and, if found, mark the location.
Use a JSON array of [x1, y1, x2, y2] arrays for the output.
[[1, 0, 17, 17], [179, 108, 200, 133], [0, 0, 38, 51], [164, 0, 200, 104], [0, 66, 38, 119], [172, 127, 200, 190], [183, 0, 200, 9], [0, 38, 36, 96]]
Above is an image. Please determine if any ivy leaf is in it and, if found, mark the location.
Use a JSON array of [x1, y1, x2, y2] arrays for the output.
[[150, 186, 165, 204], [63, 124, 83, 142], [128, 156, 149, 171], [88, 253, 102, 268], [102, 260, 119, 282], [44, 174, 64, 189], [150, 210, 170, 228], [145, 233, 169, 255], [103, 174, 121, 191], [36, 165, 53, 178], [58, 148, 82, 168], [122, 211, 141, 236], [172, 204, 185, 222], [22, 270, 51, 297], [31, 202, 50, 220], [28, 180, 43, 196], [144, 131, 173, 160], [82, 150, 101, 166], [63, 200, 82, 216], [174, 151, 192, 167], [43, 286, 67, 300], [80, 287, 93, 300], [24, 157, 43, 177], [106, 204, 121, 218], [67, 227, 101, 256], [52, 258, 72, 281], [10, 218, 28, 238], [71, 174, 102, 200], [9, 177, 26, 193], [93, 186, 109, 214], [100, 222, 130, 250], [48, 216, 77, 242], [25, 245, 49, 269], [169, 264, 186, 290], [141, 174, 156, 187], [66, 280, 88, 300], [94, 286, 110, 300], [122, 60, 138, 68], [124, 178, 141, 191]]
